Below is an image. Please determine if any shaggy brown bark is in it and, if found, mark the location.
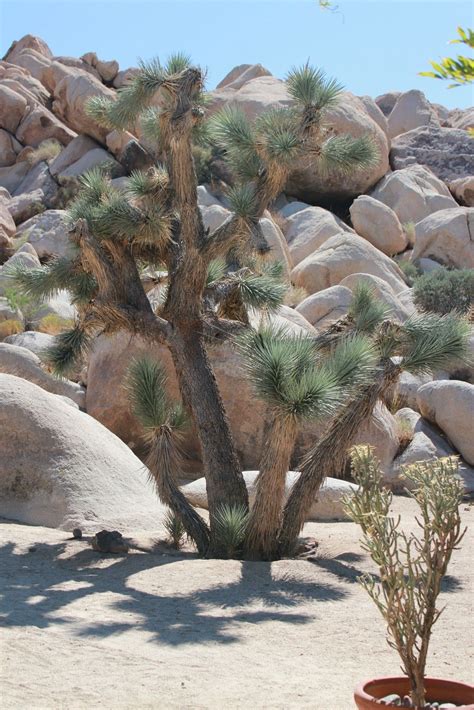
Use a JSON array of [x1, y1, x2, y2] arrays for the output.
[[278, 361, 401, 556], [146, 429, 210, 554], [245, 416, 298, 560]]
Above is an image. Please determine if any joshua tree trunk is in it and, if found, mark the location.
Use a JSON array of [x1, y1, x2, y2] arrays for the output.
[[278, 361, 401, 556], [168, 329, 249, 521], [147, 430, 211, 554], [245, 415, 298, 559]]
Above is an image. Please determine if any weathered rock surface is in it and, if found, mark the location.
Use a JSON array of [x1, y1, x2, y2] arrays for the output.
[[3, 330, 54, 356], [0, 343, 85, 407], [0, 249, 40, 295], [49, 134, 100, 176], [284, 206, 352, 266], [370, 165, 457, 224], [417, 381, 474, 466], [390, 126, 474, 182], [350, 195, 407, 255], [0, 129, 18, 167], [52, 71, 116, 144], [216, 63, 272, 91], [15, 105, 76, 147], [0, 373, 162, 531], [0, 85, 27, 134], [182, 472, 357, 522], [15, 209, 73, 259], [375, 91, 402, 117], [2, 188, 45, 224], [387, 90, 439, 139], [390, 407, 474, 494], [291, 233, 406, 295], [296, 285, 353, 328], [12, 161, 58, 207], [411, 207, 474, 269], [449, 176, 474, 207]]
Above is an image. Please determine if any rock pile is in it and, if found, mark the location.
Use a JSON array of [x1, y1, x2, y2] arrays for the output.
[[1, 36, 473, 531]]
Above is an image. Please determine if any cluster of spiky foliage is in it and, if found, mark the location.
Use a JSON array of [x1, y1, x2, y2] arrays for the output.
[[126, 357, 210, 554], [213, 504, 249, 558], [163, 510, 186, 549], [412, 267, 474, 317], [238, 324, 377, 558], [276, 286, 471, 557], [344, 446, 465, 708]]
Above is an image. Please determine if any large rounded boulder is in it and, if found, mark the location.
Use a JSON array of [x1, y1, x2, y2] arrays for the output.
[[0, 374, 163, 531]]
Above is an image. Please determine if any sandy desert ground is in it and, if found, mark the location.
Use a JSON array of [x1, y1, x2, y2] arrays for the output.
[[1, 496, 472, 710]]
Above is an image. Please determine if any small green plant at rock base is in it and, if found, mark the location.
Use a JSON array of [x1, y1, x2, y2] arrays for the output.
[[213, 504, 249, 558], [4, 287, 39, 329], [413, 268, 474, 317], [397, 260, 420, 287], [163, 510, 186, 549], [343, 446, 466, 709], [402, 221, 416, 247]]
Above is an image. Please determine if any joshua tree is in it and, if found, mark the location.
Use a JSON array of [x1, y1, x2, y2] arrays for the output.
[[12, 56, 377, 552], [277, 301, 471, 556], [344, 446, 465, 708], [239, 326, 376, 559]]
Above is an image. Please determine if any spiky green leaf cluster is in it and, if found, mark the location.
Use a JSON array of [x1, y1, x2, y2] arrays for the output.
[[319, 134, 378, 174], [286, 63, 343, 111], [9, 257, 96, 306], [213, 504, 249, 558], [42, 325, 91, 376], [348, 282, 391, 334], [126, 356, 187, 431], [400, 313, 471, 374], [235, 271, 287, 312]]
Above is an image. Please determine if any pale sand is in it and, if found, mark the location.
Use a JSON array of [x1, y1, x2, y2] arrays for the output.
[[1, 497, 472, 709]]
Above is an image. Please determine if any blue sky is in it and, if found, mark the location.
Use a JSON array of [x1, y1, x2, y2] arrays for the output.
[[1, 0, 473, 109]]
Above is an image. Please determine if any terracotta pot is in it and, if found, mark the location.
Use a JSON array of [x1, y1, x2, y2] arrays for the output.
[[354, 677, 474, 709]]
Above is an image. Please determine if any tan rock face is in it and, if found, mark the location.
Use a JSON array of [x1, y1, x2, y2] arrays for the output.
[[16, 209, 73, 260], [370, 164, 456, 224], [0, 202, 16, 239], [3, 34, 53, 63], [216, 63, 272, 91], [0, 373, 162, 531], [52, 71, 116, 143], [387, 89, 439, 139], [15, 105, 77, 147], [350, 195, 407, 256], [291, 233, 407, 296], [296, 285, 353, 328], [0, 85, 27, 134], [416, 380, 474, 466], [284, 206, 352, 267], [49, 134, 100, 176], [0, 130, 18, 167], [0, 343, 85, 407], [449, 176, 474, 207], [411, 207, 474, 269]]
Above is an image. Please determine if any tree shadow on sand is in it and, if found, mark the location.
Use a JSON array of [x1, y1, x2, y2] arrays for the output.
[[0, 536, 350, 646]]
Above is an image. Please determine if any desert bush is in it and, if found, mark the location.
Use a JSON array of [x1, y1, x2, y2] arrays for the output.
[[163, 510, 186, 549], [0, 319, 23, 339], [344, 446, 465, 708], [25, 139, 62, 167], [37, 314, 75, 335], [397, 259, 420, 286], [413, 267, 474, 316], [214, 504, 249, 558]]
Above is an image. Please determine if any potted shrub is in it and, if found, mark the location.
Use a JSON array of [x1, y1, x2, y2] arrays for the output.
[[343, 446, 474, 709]]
